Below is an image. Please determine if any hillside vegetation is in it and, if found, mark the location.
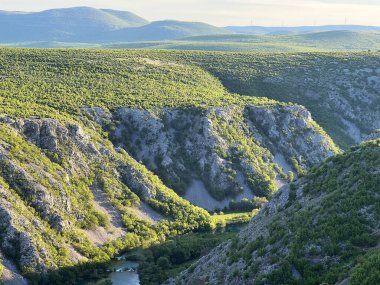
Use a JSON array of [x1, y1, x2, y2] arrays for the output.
[[5, 48, 378, 149], [168, 138, 380, 285], [156, 51, 380, 148], [1, 48, 378, 284], [0, 48, 338, 201], [73, 49, 379, 148], [0, 48, 341, 284]]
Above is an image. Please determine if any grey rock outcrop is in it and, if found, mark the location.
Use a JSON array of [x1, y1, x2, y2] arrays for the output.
[[92, 104, 338, 204]]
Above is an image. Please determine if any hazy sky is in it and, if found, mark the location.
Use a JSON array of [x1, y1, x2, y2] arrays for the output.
[[2, 0, 380, 26]]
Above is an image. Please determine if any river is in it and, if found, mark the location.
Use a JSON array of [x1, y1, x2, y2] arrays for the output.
[[108, 260, 140, 285], [100, 223, 245, 285], [88, 260, 140, 285]]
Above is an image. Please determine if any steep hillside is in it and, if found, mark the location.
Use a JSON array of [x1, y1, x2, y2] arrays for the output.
[[86, 50, 379, 148], [167, 138, 380, 285], [0, 116, 212, 284], [0, 48, 338, 283], [88, 105, 336, 209], [163, 51, 380, 148], [0, 48, 337, 208]]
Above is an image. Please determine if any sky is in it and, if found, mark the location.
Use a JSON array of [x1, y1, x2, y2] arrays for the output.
[[1, 0, 380, 27]]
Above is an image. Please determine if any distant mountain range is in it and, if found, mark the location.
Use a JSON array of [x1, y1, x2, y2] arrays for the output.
[[0, 7, 228, 43], [1, 6, 380, 47], [225, 25, 380, 35]]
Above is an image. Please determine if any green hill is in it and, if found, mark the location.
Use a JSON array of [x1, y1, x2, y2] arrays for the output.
[[0, 48, 378, 285], [168, 138, 380, 285], [106, 31, 380, 52], [0, 48, 340, 284], [156, 51, 380, 148], [1, 7, 380, 51]]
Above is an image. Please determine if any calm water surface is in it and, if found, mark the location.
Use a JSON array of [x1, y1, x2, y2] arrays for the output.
[[109, 260, 140, 285]]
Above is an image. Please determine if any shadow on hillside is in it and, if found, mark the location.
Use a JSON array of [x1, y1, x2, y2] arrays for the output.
[[25, 261, 111, 285]]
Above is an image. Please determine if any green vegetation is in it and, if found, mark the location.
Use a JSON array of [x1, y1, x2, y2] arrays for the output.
[[0, 47, 289, 284], [0, 262, 3, 278], [0, 48, 281, 120], [0, 121, 215, 284], [350, 248, 380, 285], [0, 48, 331, 203], [138, 232, 235, 285], [0, 47, 374, 284], [227, 197, 268, 212], [160, 50, 380, 148], [225, 139, 380, 284], [0, 48, 345, 151], [211, 211, 257, 227], [106, 40, 323, 53]]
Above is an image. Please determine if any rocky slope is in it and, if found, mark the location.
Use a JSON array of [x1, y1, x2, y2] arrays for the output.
[[0, 49, 360, 284], [0, 115, 211, 283], [84, 104, 338, 210], [167, 138, 380, 285], [162, 52, 380, 148], [0, 102, 338, 283]]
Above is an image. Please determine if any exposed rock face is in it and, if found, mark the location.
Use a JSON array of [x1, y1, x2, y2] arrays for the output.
[[166, 139, 380, 285], [193, 54, 380, 147], [363, 130, 380, 142], [0, 250, 28, 285], [0, 117, 103, 175], [246, 105, 336, 168], [0, 117, 105, 232], [164, 183, 294, 285], [0, 116, 179, 276], [91, 105, 338, 205], [0, 102, 338, 278], [285, 64, 380, 144], [0, 185, 52, 275]]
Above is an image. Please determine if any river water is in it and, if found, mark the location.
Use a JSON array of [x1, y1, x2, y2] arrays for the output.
[[108, 260, 140, 285], [85, 260, 140, 285], [103, 223, 244, 285]]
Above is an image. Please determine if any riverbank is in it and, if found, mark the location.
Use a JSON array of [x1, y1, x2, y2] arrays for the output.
[[86, 215, 250, 285]]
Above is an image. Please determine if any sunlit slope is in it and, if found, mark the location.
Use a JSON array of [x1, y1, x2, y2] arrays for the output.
[[154, 50, 380, 148], [0, 48, 339, 284]]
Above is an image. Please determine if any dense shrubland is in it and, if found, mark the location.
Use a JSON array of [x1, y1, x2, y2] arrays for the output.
[[0, 48, 279, 119], [166, 51, 380, 148], [0, 48, 372, 284], [138, 232, 235, 285]]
